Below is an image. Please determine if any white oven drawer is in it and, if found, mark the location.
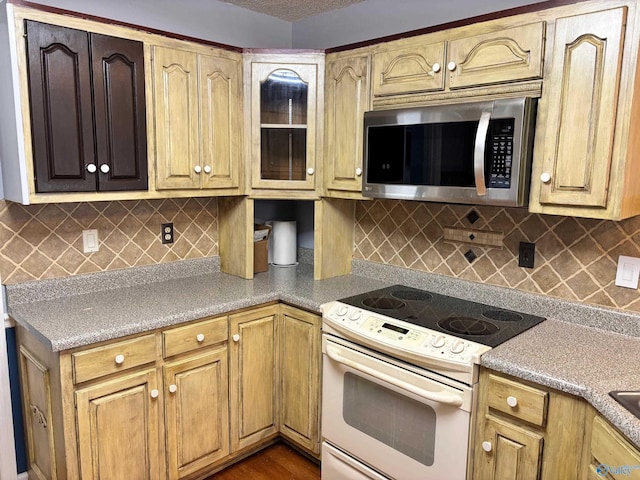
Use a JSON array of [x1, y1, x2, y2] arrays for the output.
[[322, 334, 472, 480], [322, 442, 390, 480]]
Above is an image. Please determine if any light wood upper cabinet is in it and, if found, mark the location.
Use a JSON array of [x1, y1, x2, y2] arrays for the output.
[[372, 22, 544, 97], [153, 44, 241, 193], [530, 7, 628, 217], [229, 305, 279, 452], [324, 50, 371, 197]]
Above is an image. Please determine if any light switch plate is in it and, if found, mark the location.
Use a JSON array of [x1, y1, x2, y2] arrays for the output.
[[615, 255, 640, 289], [82, 229, 99, 253]]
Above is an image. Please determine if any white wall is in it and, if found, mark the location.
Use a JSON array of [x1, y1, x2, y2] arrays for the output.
[[292, 0, 548, 49], [27, 0, 292, 48]]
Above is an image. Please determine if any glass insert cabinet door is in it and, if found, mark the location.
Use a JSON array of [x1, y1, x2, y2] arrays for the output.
[[250, 61, 319, 190]]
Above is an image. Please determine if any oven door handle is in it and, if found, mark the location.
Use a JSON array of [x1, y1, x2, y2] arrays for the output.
[[474, 110, 492, 196], [326, 344, 464, 407]]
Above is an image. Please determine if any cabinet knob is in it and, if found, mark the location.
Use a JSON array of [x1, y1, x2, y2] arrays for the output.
[[432, 62, 441, 73], [506, 396, 518, 408], [86, 164, 97, 173], [355, 168, 363, 176], [447, 61, 457, 72], [114, 354, 125, 365], [307, 167, 315, 176], [540, 172, 551, 183], [196, 333, 205, 343], [150, 389, 159, 399], [203, 165, 212, 174], [99, 164, 110, 174], [168, 384, 177, 394], [482, 441, 492, 452], [232, 334, 240, 342], [194, 165, 202, 174]]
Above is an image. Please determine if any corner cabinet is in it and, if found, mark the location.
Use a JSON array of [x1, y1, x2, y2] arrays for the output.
[[152, 44, 242, 194], [528, 5, 640, 219], [245, 52, 325, 198], [324, 49, 371, 198]]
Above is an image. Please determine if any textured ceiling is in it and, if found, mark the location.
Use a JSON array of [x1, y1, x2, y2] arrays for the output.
[[221, 0, 367, 21]]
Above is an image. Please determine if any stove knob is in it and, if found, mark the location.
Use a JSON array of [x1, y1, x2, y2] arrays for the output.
[[450, 339, 465, 354], [337, 306, 348, 316], [431, 335, 446, 348], [349, 310, 362, 321]]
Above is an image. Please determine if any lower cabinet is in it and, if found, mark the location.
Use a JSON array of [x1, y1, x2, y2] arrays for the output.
[[16, 303, 321, 480], [587, 412, 640, 480]]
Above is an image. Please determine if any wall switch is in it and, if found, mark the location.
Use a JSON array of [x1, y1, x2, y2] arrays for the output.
[[82, 229, 99, 253], [615, 255, 640, 289], [161, 223, 174, 244], [518, 242, 535, 268]]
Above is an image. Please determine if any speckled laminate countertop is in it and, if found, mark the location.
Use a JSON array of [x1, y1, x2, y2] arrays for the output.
[[6, 257, 640, 448]]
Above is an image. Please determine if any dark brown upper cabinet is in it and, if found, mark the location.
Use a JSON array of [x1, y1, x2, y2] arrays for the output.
[[26, 20, 148, 193]]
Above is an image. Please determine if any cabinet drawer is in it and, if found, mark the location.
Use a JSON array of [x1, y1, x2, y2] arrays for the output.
[[72, 334, 157, 384], [592, 416, 640, 480], [162, 316, 228, 358], [486, 373, 548, 426]]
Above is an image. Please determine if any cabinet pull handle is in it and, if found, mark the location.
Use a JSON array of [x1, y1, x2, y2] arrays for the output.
[[114, 354, 125, 365], [307, 167, 315, 175], [150, 389, 159, 399], [99, 164, 110, 174], [194, 165, 202, 174], [355, 168, 363, 176], [540, 172, 551, 183], [196, 333, 205, 343], [447, 61, 457, 72], [203, 165, 212, 174], [432, 62, 441, 73], [482, 441, 492, 452], [86, 164, 97, 173], [232, 334, 240, 342], [168, 384, 177, 394], [507, 396, 518, 407]]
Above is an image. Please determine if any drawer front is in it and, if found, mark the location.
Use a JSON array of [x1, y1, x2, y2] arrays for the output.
[[72, 334, 157, 384], [162, 316, 228, 358], [592, 416, 640, 480], [486, 373, 548, 426]]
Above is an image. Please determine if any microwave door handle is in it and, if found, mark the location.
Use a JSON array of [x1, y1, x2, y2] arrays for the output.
[[326, 344, 464, 407], [474, 111, 492, 196]]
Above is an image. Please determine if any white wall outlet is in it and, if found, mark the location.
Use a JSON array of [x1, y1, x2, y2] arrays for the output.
[[82, 229, 99, 253], [615, 255, 640, 289]]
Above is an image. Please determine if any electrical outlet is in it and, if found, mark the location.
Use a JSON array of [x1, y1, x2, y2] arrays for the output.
[[82, 229, 99, 253], [518, 242, 535, 268], [161, 223, 174, 244]]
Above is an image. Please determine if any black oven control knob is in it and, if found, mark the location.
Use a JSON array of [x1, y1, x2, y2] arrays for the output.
[[450, 340, 465, 354], [431, 335, 446, 348]]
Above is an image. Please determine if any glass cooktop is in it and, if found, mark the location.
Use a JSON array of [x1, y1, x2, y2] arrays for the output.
[[337, 284, 545, 347]]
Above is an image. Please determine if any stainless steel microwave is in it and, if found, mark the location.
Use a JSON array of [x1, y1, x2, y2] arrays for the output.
[[362, 97, 537, 206]]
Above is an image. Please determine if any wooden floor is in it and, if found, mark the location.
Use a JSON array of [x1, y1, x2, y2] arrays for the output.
[[206, 443, 321, 480]]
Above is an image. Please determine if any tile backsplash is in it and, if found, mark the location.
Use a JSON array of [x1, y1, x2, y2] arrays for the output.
[[354, 200, 640, 312], [0, 198, 218, 284]]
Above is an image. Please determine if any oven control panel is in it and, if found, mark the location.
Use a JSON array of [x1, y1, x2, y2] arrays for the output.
[[322, 301, 491, 368]]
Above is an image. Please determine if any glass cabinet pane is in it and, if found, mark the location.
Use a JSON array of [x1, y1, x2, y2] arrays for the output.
[[260, 69, 308, 181]]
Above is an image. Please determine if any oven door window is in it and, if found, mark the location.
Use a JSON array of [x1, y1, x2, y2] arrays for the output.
[[343, 372, 436, 466]]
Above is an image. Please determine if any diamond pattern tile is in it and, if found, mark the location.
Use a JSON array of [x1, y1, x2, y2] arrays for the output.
[[0, 198, 218, 284], [354, 200, 640, 312]]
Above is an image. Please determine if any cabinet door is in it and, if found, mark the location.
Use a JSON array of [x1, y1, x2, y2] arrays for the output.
[[447, 22, 544, 89], [251, 62, 318, 190], [164, 347, 229, 479], [325, 53, 370, 195], [229, 305, 278, 452], [474, 415, 543, 480], [278, 305, 321, 454], [535, 8, 625, 208], [372, 41, 445, 96], [199, 52, 242, 190], [26, 21, 96, 193], [153, 46, 200, 190], [75, 369, 164, 480], [91, 34, 148, 191]]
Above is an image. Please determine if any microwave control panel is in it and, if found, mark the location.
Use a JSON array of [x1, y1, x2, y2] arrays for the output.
[[488, 119, 515, 189]]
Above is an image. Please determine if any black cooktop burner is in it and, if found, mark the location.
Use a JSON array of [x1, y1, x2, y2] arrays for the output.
[[338, 285, 545, 347]]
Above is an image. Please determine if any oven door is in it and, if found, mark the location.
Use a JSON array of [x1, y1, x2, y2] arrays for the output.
[[322, 334, 473, 480]]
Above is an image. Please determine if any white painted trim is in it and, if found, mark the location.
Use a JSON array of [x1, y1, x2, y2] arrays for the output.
[[4, 315, 13, 329], [0, 309, 17, 480], [16, 473, 28, 480]]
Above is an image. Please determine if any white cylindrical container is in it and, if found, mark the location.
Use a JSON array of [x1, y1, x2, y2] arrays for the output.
[[271, 220, 297, 266]]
